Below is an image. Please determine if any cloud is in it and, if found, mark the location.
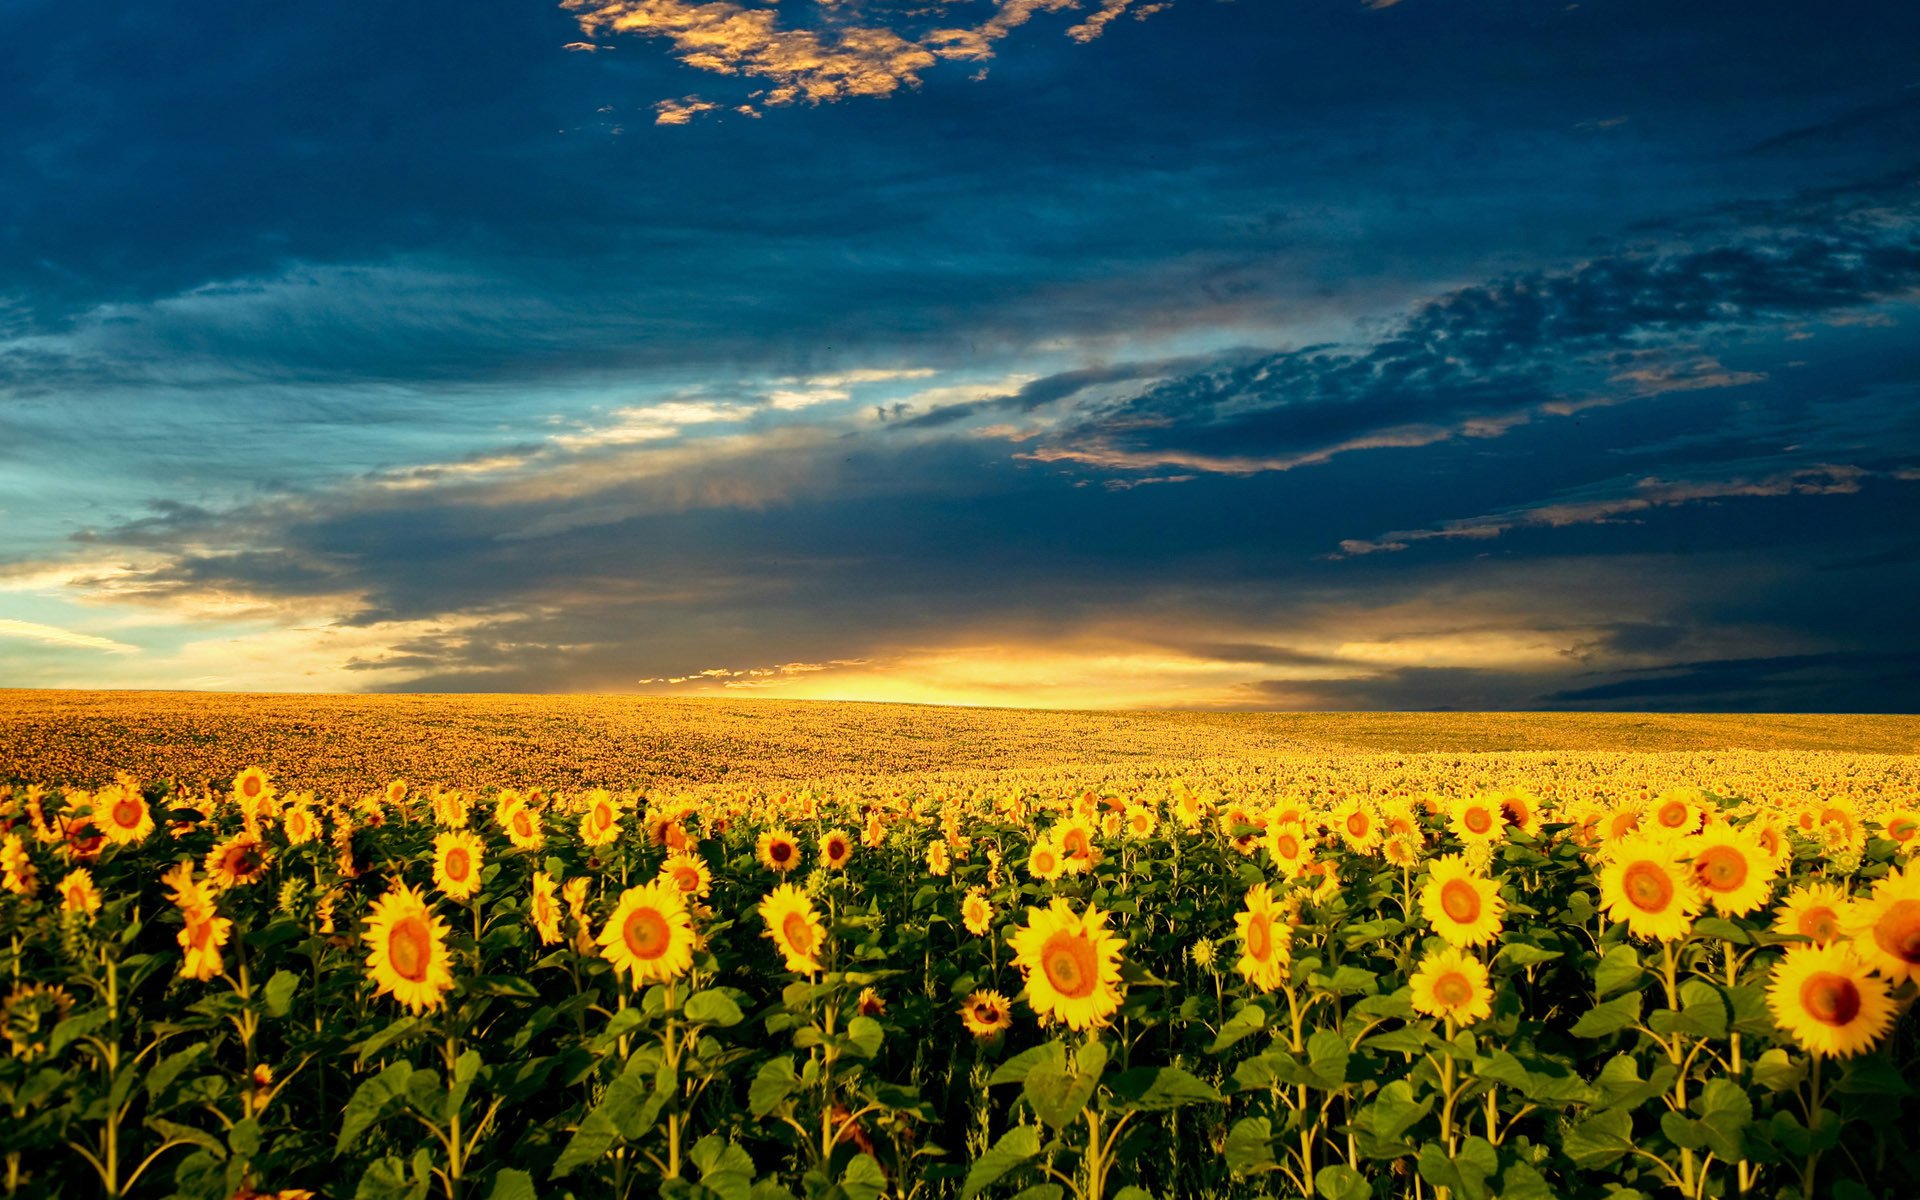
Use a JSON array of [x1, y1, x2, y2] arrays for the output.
[[0, 618, 139, 654]]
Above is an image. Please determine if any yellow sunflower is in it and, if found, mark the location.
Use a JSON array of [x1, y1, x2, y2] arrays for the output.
[[501, 800, 545, 851], [1496, 789, 1544, 838], [820, 828, 854, 870], [925, 840, 951, 877], [178, 904, 233, 982], [1597, 837, 1704, 941], [759, 882, 827, 974], [384, 780, 408, 806], [658, 852, 713, 899], [861, 812, 887, 849], [1682, 827, 1778, 917], [1601, 801, 1646, 843], [1234, 883, 1291, 992], [1766, 943, 1896, 1057], [1055, 818, 1099, 874], [1026, 836, 1066, 882], [4, 836, 41, 898], [1647, 790, 1705, 840], [530, 871, 563, 945], [1124, 804, 1157, 840], [597, 880, 696, 985], [58, 868, 102, 916], [1450, 796, 1503, 844], [1007, 898, 1126, 1031], [1409, 946, 1493, 1026], [1880, 808, 1920, 854], [578, 790, 621, 848], [234, 767, 274, 807], [361, 884, 455, 1014], [1331, 800, 1382, 855], [281, 803, 319, 846], [961, 888, 993, 937], [1264, 821, 1313, 879], [957, 990, 1013, 1039], [757, 828, 802, 873], [204, 832, 270, 889], [1771, 881, 1850, 945], [432, 830, 485, 902], [1420, 856, 1506, 948], [95, 784, 155, 846], [1841, 862, 1920, 984]]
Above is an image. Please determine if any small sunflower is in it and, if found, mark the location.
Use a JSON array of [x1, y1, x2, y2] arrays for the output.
[[658, 852, 713, 899], [597, 880, 696, 986], [961, 887, 993, 937], [1124, 804, 1157, 839], [820, 828, 854, 870], [530, 871, 563, 945], [204, 832, 271, 889], [1682, 827, 1777, 917], [1409, 946, 1493, 1026], [1, 834, 37, 897], [1597, 837, 1703, 941], [234, 767, 274, 807], [1450, 796, 1502, 844], [1880, 808, 1920, 855], [1233, 883, 1291, 992], [1330, 800, 1382, 855], [1264, 822, 1313, 879], [58, 868, 102, 916], [1420, 856, 1506, 948], [1496, 789, 1544, 838], [1766, 943, 1896, 1057], [1841, 862, 1920, 984], [757, 828, 802, 874], [578, 790, 621, 848], [925, 840, 951, 877], [384, 780, 408, 806], [501, 801, 545, 851], [1007, 898, 1126, 1031], [959, 989, 1014, 1038], [1772, 881, 1850, 945], [95, 785, 155, 845], [362, 884, 455, 1014], [1601, 801, 1646, 843], [1026, 837, 1066, 882], [759, 882, 827, 974], [432, 830, 485, 902], [861, 813, 887, 849], [1647, 789, 1706, 839], [1055, 818, 1099, 874], [281, 803, 320, 846], [178, 904, 233, 983], [857, 987, 887, 1017]]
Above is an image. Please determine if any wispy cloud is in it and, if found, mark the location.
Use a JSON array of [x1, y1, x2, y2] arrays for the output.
[[0, 618, 139, 654]]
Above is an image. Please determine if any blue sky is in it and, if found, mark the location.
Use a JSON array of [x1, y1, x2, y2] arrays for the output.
[[2, 0, 1918, 709]]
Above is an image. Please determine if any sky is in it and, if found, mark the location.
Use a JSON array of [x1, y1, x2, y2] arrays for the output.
[[2, 0, 1919, 711]]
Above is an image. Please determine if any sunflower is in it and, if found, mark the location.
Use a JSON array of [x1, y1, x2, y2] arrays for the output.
[[161, 859, 210, 910], [1647, 790, 1706, 840], [281, 803, 320, 846], [1420, 856, 1506, 948], [820, 828, 854, 870], [1597, 837, 1703, 941], [759, 883, 827, 974], [1450, 796, 1502, 844], [1124, 804, 1158, 839], [1880, 808, 1920, 854], [961, 888, 993, 937], [58, 868, 102, 916], [432, 830, 485, 902], [1682, 827, 1777, 917], [658, 853, 713, 899], [1264, 822, 1313, 879], [1027, 837, 1066, 882], [1007, 898, 1126, 1031], [1496, 790, 1544, 838], [384, 780, 408, 806], [234, 767, 274, 807], [530, 871, 563, 944], [1766, 943, 1897, 1057], [431, 790, 470, 829], [501, 801, 545, 851], [1409, 946, 1493, 1026], [1772, 881, 1850, 945], [1055, 818, 1099, 874], [1601, 801, 1646, 843], [1330, 800, 1382, 855], [95, 784, 154, 845], [1841, 862, 1920, 984], [757, 828, 802, 874], [1172, 790, 1209, 829], [1234, 883, 1291, 992], [178, 904, 233, 983], [861, 813, 887, 849], [959, 989, 1014, 1038], [1, 834, 37, 897], [361, 884, 455, 1014], [579, 790, 621, 848], [205, 832, 270, 889], [597, 880, 696, 986], [925, 840, 951, 877], [856, 987, 887, 1017]]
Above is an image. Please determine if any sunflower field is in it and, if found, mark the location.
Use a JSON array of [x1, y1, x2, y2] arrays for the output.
[[2, 768, 1918, 1200]]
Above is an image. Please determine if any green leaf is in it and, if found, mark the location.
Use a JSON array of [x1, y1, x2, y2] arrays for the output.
[[1108, 1066, 1222, 1111], [1365, 1080, 1433, 1144], [841, 1154, 886, 1200], [1570, 992, 1640, 1038], [356, 1155, 430, 1200], [487, 1168, 537, 1200], [1561, 1107, 1633, 1168], [1693, 1078, 1751, 1162], [1751, 1048, 1806, 1093], [1314, 1164, 1369, 1200], [749, 1057, 798, 1118], [145, 1117, 226, 1159], [1693, 917, 1748, 944], [1225, 1116, 1277, 1175], [990, 1042, 1067, 1086], [1209, 1004, 1266, 1053], [1305, 1029, 1349, 1088], [1351, 989, 1415, 1020], [338, 1062, 413, 1154], [1660, 1111, 1706, 1151], [684, 989, 745, 1028], [263, 970, 300, 1018], [146, 1042, 209, 1104], [1498, 1162, 1556, 1200], [845, 1015, 884, 1060], [356, 1017, 419, 1064], [1593, 945, 1642, 998], [48, 1008, 111, 1057], [1835, 1053, 1915, 1098], [961, 1125, 1042, 1200], [1496, 943, 1562, 967], [1314, 966, 1378, 996]]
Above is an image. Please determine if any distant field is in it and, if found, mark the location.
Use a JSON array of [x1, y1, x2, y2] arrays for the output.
[[2, 689, 1915, 792]]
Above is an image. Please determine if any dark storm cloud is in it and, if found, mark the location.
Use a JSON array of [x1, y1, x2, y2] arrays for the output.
[[1547, 652, 1920, 713]]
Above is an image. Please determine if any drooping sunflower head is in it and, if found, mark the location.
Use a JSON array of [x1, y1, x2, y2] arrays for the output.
[[1007, 898, 1126, 1031], [432, 830, 486, 902], [597, 879, 696, 986], [1234, 882, 1291, 992], [205, 832, 271, 889], [1682, 827, 1778, 917], [759, 882, 827, 974], [1408, 945, 1493, 1026], [530, 871, 563, 945], [1766, 942, 1896, 1057], [1420, 855, 1506, 948], [959, 989, 1014, 1038], [361, 884, 454, 1014], [757, 828, 802, 874], [820, 829, 853, 870], [1841, 861, 1920, 984], [1597, 836, 1704, 941], [177, 903, 233, 983]]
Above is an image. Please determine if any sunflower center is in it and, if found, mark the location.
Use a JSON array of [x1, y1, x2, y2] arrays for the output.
[[622, 907, 671, 960], [1063, 830, 1089, 856], [1346, 812, 1369, 837], [782, 911, 816, 957], [828, 838, 846, 859], [1275, 833, 1299, 858], [387, 916, 433, 982], [1622, 861, 1674, 912], [446, 848, 471, 880], [1440, 879, 1482, 924], [112, 797, 143, 828], [673, 867, 700, 892], [1500, 800, 1527, 827], [1040, 930, 1099, 999], [1799, 906, 1839, 942], [243, 777, 262, 798], [1890, 817, 1917, 842], [771, 841, 793, 863], [1798, 971, 1862, 1027], [1873, 898, 1920, 964], [512, 812, 533, 837], [189, 917, 216, 950], [1247, 913, 1273, 961], [1692, 845, 1748, 892], [1657, 802, 1688, 828], [974, 1002, 995, 1021], [227, 844, 262, 876], [1464, 808, 1492, 835], [1434, 971, 1473, 1006]]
